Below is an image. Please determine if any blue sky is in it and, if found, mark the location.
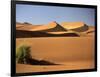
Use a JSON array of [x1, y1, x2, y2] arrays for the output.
[[16, 4, 95, 26]]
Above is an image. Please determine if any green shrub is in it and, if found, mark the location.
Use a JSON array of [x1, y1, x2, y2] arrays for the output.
[[16, 45, 32, 64]]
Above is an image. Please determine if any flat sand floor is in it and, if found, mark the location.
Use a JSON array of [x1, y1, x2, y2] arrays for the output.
[[16, 60, 94, 73], [16, 36, 95, 73]]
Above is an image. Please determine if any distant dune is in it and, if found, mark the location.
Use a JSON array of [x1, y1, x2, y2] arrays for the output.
[[61, 22, 89, 32], [16, 21, 95, 37], [61, 22, 84, 29], [16, 21, 67, 32], [16, 23, 42, 31]]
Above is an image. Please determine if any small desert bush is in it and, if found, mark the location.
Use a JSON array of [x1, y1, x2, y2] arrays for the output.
[[16, 45, 57, 65], [16, 45, 32, 64]]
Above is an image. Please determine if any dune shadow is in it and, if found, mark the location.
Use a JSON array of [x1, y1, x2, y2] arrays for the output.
[[24, 58, 59, 65], [71, 24, 89, 32], [16, 30, 79, 38], [16, 45, 59, 65]]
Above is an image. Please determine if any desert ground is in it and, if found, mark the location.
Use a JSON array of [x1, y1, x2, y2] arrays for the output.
[[16, 21, 95, 73], [16, 61, 94, 73]]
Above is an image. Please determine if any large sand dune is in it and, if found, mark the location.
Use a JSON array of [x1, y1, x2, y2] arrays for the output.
[[16, 21, 94, 37], [61, 22, 89, 32], [61, 22, 85, 29], [30, 21, 67, 32]]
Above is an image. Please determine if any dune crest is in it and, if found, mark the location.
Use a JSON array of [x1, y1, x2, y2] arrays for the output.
[[61, 22, 84, 29], [30, 21, 67, 32], [16, 23, 42, 31], [61, 22, 89, 32]]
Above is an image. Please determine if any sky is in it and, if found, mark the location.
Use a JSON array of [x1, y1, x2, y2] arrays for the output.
[[16, 4, 95, 26]]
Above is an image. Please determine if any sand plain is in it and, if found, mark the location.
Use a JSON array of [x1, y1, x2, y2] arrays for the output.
[[16, 36, 95, 73]]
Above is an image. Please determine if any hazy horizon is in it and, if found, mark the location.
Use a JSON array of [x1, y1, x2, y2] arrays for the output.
[[16, 4, 95, 26]]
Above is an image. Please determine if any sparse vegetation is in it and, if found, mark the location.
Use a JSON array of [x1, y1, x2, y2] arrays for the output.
[[16, 45, 32, 64], [16, 45, 57, 65]]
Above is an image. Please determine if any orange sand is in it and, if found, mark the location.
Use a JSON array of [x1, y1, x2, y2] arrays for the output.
[[16, 36, 95, 73]]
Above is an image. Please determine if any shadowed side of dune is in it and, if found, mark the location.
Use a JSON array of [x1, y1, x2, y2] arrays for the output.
[[38, 22, 67, 32], [16, 30, 79, 38], [28, 21, 67, 32], [71, 24, 89, 32], [61, 22, 89, 32]]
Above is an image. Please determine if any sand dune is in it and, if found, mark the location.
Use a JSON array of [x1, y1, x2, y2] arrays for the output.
[[61, 22, 89, 32], [16, 21, 67, 32], [16, 21, 89, 32], [61, 22, 84, 29], [16, 21, 95, 37], [31, 21, 67, 32], [16, 22, 42, 31], [16, 25, 40, 31], [81, 26, 95, 36], [86, 26, 95, 33]]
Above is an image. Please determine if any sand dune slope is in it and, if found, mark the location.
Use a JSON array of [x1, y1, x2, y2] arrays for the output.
[[16, 22, 94, 37], [16, 30, 79, 38], [16, 22, 42, 31], [16, 22, 95, 38], [61, 22, 89, 32], [30, 21, 67, 32]]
